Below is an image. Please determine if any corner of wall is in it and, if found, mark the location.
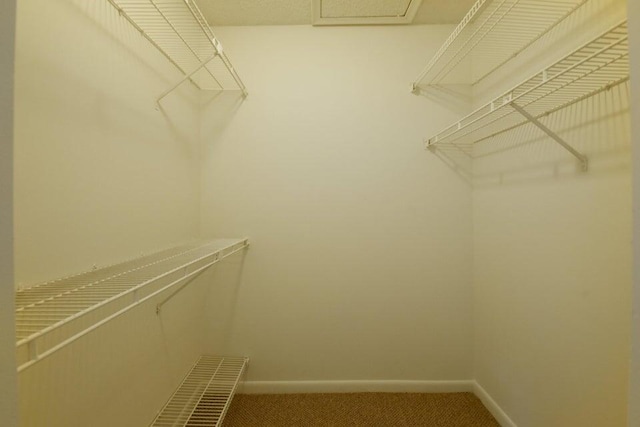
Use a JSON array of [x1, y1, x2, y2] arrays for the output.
[[0, 1, 19, 426], [628, 0, 640, 425], [473, 381, 517, 427]]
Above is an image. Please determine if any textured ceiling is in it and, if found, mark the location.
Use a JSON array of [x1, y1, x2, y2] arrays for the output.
[[198, 0, 477, 26]]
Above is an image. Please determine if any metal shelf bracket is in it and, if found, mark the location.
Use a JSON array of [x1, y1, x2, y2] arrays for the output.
[[510, 102, 588, 171], [157, 54, 218, 105]]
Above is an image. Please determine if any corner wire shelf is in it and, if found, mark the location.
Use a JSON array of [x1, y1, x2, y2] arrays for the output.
[[15, 238, 249, 373], [412, 0, 588, 90], [425, 20, 629, 171], [151, 355, 248, 427], [106, 0, 248, 103]]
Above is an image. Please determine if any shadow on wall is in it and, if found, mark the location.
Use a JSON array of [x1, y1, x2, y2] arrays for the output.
[[19, 0, 204, 156], [430, 82, 631, 187], [66, 0, 248, 140], [200, 91, 247, 148], [66, 0, 193, 100], [414, 85, 473, 117], [475, 0, 626, 103], [201, 250, 248, 355]]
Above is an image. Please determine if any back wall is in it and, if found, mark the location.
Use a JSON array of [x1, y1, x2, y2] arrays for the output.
[[199, 24, 475, 387]]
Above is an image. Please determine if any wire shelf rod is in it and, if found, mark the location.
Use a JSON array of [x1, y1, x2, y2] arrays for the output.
[[426, 20, 628, 151], [15, 240, 248, 348], [412, 0, 587, 90], [16, 243, 206, 312], [16, 240, 248, 373], [105, 0, 247, 99], [151, 356, 248, 427], [148, 0, 223, 90]]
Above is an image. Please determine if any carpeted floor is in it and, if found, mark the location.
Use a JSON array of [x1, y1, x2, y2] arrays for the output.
[[223, 392, 500, 426]]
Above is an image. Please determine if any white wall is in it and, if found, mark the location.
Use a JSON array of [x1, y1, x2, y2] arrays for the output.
[[0, 2, 18, 426], [14, 0, 201, 286], [13, 0, 212, 425], [472, 1, 633, 426], [628, 0, 640, 425], [199, 25, 475, 387], [10, 2, 637, 425]]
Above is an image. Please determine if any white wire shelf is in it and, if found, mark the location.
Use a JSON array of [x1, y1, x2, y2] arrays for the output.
[[106, 0, 247, 102], [426, 20, 629, 170], [15, 238, 249, 372], [151, 355, 248, 427], [412, 0, 587, 89]]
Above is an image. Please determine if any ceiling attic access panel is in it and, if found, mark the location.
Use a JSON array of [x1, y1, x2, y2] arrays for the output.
[[313, 0, 424, 25]]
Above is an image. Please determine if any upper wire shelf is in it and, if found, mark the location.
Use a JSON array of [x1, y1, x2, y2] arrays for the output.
[[426, 21, 629, 169], [412, 0, 588, 90], [106, 0, 247, 101], [15, 238, 249, 372]]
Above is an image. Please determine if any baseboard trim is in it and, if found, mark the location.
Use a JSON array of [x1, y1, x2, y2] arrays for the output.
[[240, 380, 475, 394], [473, 382, 517, 427]]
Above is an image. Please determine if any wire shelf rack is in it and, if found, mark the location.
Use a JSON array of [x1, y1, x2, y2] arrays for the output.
[[106, 0, 247, 101], [426, 20, 629, 169], [151, 355, 248, 427], [412, 0, 587, 89], [15, 238, 249, 372]]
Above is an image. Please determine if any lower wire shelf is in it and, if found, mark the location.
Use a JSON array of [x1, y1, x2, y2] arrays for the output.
[[15, 238, 250, 372], [151, 355, 248, 427]]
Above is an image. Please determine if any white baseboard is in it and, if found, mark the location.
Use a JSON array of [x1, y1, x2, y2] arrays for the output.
[[240, 380, 475, 394], [473, 382, 517, 427]]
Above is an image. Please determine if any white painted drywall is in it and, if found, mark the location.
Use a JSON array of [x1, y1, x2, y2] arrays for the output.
[[472, 1, 633, 425], [13, 0, 212, 426], [0, 1, 18, 426], [628, 0, 640, 425], [13, 0, 201, 286], [199, 25, 475, 385]]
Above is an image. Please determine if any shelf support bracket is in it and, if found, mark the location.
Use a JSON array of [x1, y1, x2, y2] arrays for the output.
[[510, 102, 588, 171], [155, 239, 249, 314], [157, 54, 218, 105]]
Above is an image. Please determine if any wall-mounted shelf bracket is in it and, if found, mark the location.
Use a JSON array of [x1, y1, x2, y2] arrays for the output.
[[510, 102, 588, 171], [107, 0, 248, 103], [157, 54, 219, 105], [155, 239, 249, 314]]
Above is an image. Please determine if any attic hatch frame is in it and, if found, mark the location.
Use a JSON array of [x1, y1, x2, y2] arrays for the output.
[[312, 0, 424, 26], [106, 0, 248, 104]]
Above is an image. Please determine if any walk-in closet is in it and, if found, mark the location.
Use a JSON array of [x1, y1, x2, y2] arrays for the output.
[[1, 0, 639, 426]]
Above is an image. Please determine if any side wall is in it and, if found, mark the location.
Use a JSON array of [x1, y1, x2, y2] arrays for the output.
[[472, 1, 632, 426], [13, 0, 201, 286], [199, 25, 475, 388], [629, 0, 640, 424], [13, 1, 209, 426], [0, 1, 18, 426]]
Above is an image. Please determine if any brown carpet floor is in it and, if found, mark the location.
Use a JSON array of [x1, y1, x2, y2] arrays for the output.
[[223, 392, 500, 426]]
